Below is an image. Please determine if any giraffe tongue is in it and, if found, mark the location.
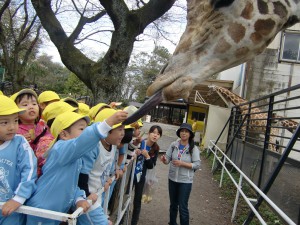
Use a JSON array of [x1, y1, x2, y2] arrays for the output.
[[122, 90, 163, 125]]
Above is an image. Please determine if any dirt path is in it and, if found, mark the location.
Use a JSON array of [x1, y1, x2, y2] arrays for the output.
[[128, 122, 235, 225]]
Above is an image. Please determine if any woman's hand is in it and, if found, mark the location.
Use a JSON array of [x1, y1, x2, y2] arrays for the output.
[[171, 159, 182, 167]]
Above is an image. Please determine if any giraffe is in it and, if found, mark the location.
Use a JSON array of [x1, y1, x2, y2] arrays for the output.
[[274, 117, 299, 133], [210, 85, 300, 152], [209, 85, 281, 152], [124, 0, 300, 125]]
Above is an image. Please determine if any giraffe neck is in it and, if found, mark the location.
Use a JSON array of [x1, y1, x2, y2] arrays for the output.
[[214, 86, 247, 107]]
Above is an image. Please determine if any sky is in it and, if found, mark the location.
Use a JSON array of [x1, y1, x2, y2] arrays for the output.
[[39, 1, 187, 64]]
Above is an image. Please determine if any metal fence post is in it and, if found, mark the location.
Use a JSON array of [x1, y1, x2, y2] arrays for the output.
[[232, 174, 243, 222]]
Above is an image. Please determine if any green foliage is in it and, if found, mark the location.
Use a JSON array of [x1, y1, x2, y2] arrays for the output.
[[64, 73, 92, 97], [0, 1, 42, 90], [25, 55, 69, 94], [125, 46, 171, 102]]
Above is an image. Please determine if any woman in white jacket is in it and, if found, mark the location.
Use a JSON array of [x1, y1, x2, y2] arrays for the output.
[[161, 123, 201, 225]]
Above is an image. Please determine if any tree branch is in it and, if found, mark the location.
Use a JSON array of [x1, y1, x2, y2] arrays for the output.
[[0, 0, 11, 19], [69, 10, 107, 43]]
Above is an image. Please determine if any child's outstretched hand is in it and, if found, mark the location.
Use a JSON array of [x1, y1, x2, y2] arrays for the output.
[[76, 199, 91, 213], [2, 199, 21, 216], [106, 110, 128, 127]]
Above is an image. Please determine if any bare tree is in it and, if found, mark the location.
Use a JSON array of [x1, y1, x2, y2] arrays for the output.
[[0, 0, 43, 91], [30, 0, 182, 103]]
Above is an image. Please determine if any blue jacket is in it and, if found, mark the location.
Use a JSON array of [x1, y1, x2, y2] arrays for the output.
[[25, 122, 111, 218], [0, 135, 37, 204]]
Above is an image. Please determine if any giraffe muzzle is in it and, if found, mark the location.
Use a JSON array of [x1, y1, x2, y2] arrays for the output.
[[122, 90, 163, 125]]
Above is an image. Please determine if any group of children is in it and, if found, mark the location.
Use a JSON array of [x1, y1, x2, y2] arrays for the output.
[[0, 89, 163, 225]]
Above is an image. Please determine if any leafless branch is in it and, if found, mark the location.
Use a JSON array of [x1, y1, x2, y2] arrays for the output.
[[0, 0, 11, 19], [74, 29, 113, 44]]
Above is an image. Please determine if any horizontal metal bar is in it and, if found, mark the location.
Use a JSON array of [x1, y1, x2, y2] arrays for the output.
[[0, 202, 79, 222]]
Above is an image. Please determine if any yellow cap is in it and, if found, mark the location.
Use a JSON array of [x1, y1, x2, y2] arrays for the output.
[[38, 91, 60, 103], [137, 118, 143, 127], [0, 95, 26, 115], [42, 101, 77, 122], [78, 103, 90, 116], [94, 108, 122, 129], [50, 111, 90, 141], [0, 90, 3, 95], [62, 97, 78, 108], [10, 89, 38, 102], [89, 103, 110, 120]]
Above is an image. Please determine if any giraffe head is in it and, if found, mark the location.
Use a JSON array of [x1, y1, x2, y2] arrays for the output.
[[124, 0, 300, 125], [147, 0, 300, 99]]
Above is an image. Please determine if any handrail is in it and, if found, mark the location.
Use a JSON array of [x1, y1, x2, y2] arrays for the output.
[[0, 156, 137, 225], [207, 140, 296, 225], [0, 203, 83, 225]]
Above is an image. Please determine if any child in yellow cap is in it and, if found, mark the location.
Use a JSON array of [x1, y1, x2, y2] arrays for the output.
[[62, 97, 79, 108], [25, 110, 127, 225], [37, 90, 60, 112], [89, 102, 111, 122], [34, 101, 77, 177], [11, 89, 50, 152], [0, 95, 37, 225], [77, 108, 126, 225], [78, 102, 90, 117]]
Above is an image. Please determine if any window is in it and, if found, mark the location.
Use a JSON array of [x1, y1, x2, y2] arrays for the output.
[[191, 111, 205, 121], [279, 30, 300, 63]]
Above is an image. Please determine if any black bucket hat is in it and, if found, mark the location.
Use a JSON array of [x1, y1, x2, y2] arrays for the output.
[[176, 123, 194, 138]]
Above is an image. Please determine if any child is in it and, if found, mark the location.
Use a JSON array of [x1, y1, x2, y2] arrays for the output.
[[0, 95, 37, 225], [78, 102, 90, 117], [37, 90, 60, 112], [77, 108, 126, 225], [62, 97, 79, 108], [89, 103, 111, 122], [35, 101, 77, 177], [131, 125, 162, 225], [25, 110, 127, 225], [11, 89, 49, 152]]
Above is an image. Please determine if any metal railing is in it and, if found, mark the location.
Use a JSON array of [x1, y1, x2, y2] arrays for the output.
[[207, 140, 296, 225], [0, 157, 137, 225]]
